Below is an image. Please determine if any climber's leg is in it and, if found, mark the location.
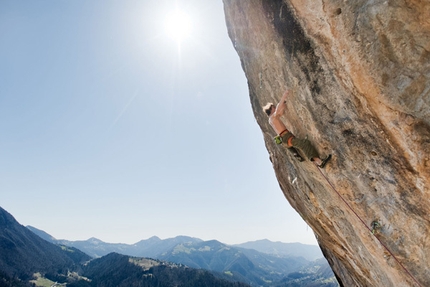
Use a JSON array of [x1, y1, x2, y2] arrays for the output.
[[286, 146, 304, 162], [291, 137, 320, 160]]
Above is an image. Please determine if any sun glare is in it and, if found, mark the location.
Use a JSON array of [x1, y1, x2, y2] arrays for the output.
[[164, 10, 192, 43]]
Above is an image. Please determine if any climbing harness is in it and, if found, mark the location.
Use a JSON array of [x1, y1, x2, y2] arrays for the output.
[[315, 166, 423, 287]]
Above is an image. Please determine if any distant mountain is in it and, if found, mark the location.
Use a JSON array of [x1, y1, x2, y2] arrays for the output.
[[157, 239, 309, 286], [26, 227, 322, 261], [234, 239, 323, 261], [36, 233, 203, 258], [0, 207, 248, 287], [1, 206, 337, 286], [0, 207, 91, 286], [26, 225, 57, 243], [67, 252, 250, 287], [26, 227, 337, 286]]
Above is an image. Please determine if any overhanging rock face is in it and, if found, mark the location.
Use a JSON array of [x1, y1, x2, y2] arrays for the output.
[[222, 1, 430, 286]]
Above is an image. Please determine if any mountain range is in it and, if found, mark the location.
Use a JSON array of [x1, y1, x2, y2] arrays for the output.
[[1, 206, 338, 286], [27, 225, 323, 261]]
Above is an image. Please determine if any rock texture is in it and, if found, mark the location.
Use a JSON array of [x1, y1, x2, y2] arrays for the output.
[[223, 1, 430, 286]]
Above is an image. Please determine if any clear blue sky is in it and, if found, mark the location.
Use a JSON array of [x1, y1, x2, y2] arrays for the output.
[[0, 0, 317, 245]]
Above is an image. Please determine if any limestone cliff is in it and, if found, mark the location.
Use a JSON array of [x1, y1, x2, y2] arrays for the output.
[[222, 1, 429, 286]]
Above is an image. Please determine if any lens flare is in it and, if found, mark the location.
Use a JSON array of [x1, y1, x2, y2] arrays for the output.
[[164, 10, 192, 42]]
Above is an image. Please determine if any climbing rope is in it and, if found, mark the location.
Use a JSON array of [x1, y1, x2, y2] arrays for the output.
[[315, 166, 423, 287]]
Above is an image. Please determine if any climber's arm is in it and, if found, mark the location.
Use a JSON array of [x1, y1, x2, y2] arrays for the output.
[[274, 90, 289, 117]]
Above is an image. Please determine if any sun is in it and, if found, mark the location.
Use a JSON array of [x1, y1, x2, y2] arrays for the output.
[[164, 10, 193, 43]]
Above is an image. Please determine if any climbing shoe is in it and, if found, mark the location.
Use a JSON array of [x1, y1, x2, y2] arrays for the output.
[[318, 154, 332, 168]]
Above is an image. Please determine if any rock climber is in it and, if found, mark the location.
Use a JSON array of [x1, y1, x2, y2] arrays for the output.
[[263, 89, 331, 168]]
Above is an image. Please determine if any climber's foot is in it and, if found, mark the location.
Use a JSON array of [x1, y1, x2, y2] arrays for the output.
[[318, 154, 332, 168]]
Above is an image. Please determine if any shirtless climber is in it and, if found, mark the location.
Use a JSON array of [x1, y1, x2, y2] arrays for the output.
[[263, 89, 331, 168]]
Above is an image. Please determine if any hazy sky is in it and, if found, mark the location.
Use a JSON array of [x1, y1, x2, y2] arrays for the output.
[[1, 0, 318, 245]]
